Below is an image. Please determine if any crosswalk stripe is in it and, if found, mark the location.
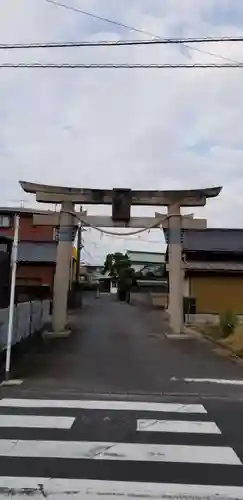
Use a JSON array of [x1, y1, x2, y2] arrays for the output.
[[171, 377, 243, 385], [0, 399, 207, 413], [0, 415, 75, 429], [137, 419, 221, 434], [0, 439, 240, 464], [0, 398, 241, 495], [1, 477, 243, 499]]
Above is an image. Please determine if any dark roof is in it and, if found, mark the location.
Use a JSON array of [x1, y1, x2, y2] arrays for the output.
[[164, 228, 243, 254], [180, 229, 243, 253], [18, 242, 57, 263], [0, 207, 56, 215], [184, 261, 243, 272]]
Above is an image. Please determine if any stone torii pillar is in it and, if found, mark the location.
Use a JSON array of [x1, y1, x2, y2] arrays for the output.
[[167, 202, 183, 334], [52, 201, 74, 333]]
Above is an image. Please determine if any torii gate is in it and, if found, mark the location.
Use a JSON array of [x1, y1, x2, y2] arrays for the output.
[[19, 181, 222, 335]]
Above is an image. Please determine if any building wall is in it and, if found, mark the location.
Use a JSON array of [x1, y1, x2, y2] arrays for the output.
[[0, 213, 55, 241], [190, 274, 243, 314], [16, 264, 55, 286], [0, 212, 57, 292], [183, 275, 190, 297]]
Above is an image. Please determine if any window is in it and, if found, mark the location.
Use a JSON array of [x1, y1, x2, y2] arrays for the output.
[[0, 215, 10, 228]]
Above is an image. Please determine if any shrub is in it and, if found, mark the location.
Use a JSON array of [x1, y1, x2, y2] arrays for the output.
[[219, 310, 238, 338]]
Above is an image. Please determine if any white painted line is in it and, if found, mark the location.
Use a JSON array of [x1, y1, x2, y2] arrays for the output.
[[0, 379, 23, 387], [0, 415, 75, 429], [0, 399, 207, 413], [0, 439, 240, 464], [171, 377, 243, 385], [1, 477, 243, 499], [137, 419, 221, 434]]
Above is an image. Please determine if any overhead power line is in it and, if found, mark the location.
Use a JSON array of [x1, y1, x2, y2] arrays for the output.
[[0, 62, 243, 69], [43, 0, 242, 65], [1, 36, 243, 50], [44, 0, 156, 38]]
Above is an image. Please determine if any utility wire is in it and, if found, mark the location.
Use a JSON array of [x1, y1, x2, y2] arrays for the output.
[[43, 0, 241, 65], [0, 62, 243, 69], [82, 247, 93, 260], [2, 36, 243, 49], [44, 0, 157, 38]]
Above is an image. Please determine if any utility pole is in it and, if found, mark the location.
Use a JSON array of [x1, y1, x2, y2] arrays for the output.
[[5, 214, 20, 379], [76, 206, 86, 285]]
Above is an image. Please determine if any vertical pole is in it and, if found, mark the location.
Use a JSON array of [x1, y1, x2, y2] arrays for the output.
[[168, 204, 183, 334], [76, 222, 82, 284], [5, 214, 20, 379], [52, 202, 74, 333], [69, 248, 73, 291]]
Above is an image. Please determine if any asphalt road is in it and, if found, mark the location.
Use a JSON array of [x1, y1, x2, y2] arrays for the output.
[[8, 293, 243, 399], [1, 295, 243, 497]]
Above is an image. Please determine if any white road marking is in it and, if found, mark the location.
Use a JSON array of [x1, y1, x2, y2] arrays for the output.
[[0, 399, 207, 413], [137, 419, 221, 434], [171, 377, 243, 385], [0, 415, 75, 429], [0, 477, 243, 499], [0, 439, 240, 464], [0, 379, 23, 386]]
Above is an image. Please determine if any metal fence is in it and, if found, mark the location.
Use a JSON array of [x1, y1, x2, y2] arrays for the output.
[[0, 300, 50, 352]]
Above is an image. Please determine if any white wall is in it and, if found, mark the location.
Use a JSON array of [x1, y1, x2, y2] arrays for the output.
[[0, 300, 50, 351], [127, 251, 165, 264]]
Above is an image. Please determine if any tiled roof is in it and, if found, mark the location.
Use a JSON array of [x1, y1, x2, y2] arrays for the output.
[[182, 229, 243, 253], [0, 207, 56, 215], [164, 228, 243, 253]]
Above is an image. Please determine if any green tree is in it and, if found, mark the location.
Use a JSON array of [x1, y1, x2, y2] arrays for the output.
[[103, 252, 136, 299], [103, 252, 131, 279]]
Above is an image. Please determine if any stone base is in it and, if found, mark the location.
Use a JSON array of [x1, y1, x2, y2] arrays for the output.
[[165, 328, 197, 340], [165, 333, 193, 339], [42, 329, 71, 339]]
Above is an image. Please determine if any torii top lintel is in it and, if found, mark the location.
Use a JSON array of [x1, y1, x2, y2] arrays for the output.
[[19, 181, 222, 207]]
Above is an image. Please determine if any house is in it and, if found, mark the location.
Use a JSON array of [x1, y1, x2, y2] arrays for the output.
[[80, 265, 104, 284], [126, 250, 165, 277], [79, 264, 113, 292], [0, 207, 77, 299], [165, 228, 243, 315], [0, 207, 57, 290]]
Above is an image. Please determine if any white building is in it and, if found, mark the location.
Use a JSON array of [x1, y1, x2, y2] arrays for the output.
[[126, 250, 165, 276]]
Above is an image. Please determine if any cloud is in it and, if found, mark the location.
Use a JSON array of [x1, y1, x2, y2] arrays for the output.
[[0, 0, 243, 263]]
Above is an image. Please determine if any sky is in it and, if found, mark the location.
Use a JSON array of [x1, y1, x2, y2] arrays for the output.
[[1, 0, 243, 264]]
